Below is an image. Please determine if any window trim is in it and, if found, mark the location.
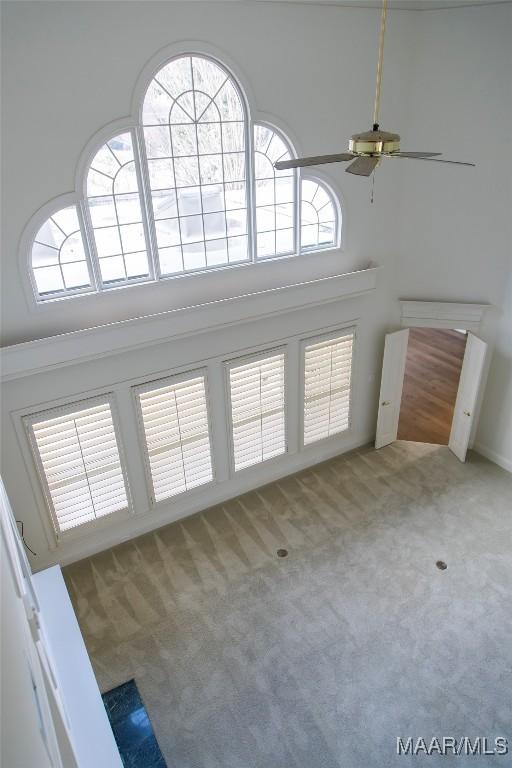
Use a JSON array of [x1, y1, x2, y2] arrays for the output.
[[252, 121, 299, 262], [81, 125, 158, 290], [20, 46, 344, 308], [30, 202, 97, 301], [224, 346, 288, 475], [133, 367, 216, 508], [23, 394, 133, 541], [20, 192, 97, 305], [138, 51, 254, 275], [300, 172, 343, 253], [299, 326, 356, 450]]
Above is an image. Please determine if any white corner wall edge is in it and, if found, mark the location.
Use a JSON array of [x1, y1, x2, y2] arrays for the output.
[[472, 442, 512, 474], [399, 299, 491, 330], [1, 268, 378, 381], [33, 566, 123, 768]]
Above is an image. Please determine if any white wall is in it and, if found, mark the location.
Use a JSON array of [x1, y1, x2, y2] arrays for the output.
[[392, 2, 512, 466], [0, 1, 510, 571], [1, 283, 384, 570], [0, 0, 413, 346], [476, 270, 512, 471], [0, 0, 408, 569]]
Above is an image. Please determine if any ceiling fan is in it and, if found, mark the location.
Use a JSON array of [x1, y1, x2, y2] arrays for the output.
[[275, 0, 475, 177]]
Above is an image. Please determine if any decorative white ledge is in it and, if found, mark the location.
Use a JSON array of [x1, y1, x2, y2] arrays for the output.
[[400, 300, 491, 331], [1, 267, 378, 381]]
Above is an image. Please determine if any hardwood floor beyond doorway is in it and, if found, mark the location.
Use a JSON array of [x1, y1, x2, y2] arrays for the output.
[[397, 327, 467, 445]]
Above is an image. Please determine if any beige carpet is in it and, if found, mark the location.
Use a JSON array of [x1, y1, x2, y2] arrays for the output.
[[64, 442, 512, 767]]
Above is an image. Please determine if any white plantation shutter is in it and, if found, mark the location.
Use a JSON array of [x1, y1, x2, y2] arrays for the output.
[[303, 332, 354, 445], [137, 374, 213, 502], [229, 352, 286, 471], [28, 400, 128, 534]]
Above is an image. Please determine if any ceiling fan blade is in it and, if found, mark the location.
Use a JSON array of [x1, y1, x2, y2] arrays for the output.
[[391, 152, 442, 158], [274, 153, 354, 170], [345, 156, 379, 176], [389, 155, 475, 167]]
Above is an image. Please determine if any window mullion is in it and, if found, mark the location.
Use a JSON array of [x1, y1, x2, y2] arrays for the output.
[[295, 169, 301, 255], [246, 119, 257, 263], [77, 199, 103, 292], [133, 125, 160, 280]]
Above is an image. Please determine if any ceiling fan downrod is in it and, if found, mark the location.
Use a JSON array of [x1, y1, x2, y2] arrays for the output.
[[373, 0, 388, 131], [348, 0, 400, 159]]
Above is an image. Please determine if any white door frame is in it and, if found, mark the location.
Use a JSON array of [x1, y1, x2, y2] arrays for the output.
[[399, 300, 490, 332], [386, 299, 492, 452]]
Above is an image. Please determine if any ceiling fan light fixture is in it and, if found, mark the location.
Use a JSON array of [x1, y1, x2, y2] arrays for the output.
[[349, 128, 400, 156]]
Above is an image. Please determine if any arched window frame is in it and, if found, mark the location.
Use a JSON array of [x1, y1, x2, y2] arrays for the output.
[[82, 125, 157, 288], [22, 193, 99, 303], [136, 52, 254, 277], [300, 173, 342, 253], [21, 47, 343, 306], [253, 121, 300, 261]]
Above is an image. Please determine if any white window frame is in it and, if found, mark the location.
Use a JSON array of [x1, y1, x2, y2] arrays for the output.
[[138, 52, 254, 277], [299, 327, 356, 449], [83, 126, 158, 290], [133, 367, 216, 508], [31, 202, 97, 302], [224, 346, 288, 475], [252, 121, 299, 262], [24, 394, 133, 540], [300, 173, 342, 253], [21, 49, 344, 308], [23, 194, 100, 304]]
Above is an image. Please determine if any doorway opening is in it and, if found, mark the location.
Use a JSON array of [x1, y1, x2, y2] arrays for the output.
[[397, 328, 467, 445]]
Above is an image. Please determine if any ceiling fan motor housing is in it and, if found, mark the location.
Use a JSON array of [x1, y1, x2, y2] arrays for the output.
[[349, 129, 400, 156]]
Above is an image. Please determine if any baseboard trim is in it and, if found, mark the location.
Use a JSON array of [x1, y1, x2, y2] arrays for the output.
[[473, 442, 512, 473], [33, 432, 374, 571]]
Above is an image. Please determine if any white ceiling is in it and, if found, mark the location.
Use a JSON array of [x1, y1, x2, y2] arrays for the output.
[[251, 0, 511, 10]]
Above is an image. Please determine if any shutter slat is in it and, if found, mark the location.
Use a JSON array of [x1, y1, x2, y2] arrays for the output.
[[40, 434, 118, 464], [30, 401, 128, 533], [303, 334, 353, 445], [50, 483, 91, 504], [32, 403, 111, 434], [138, 374, 213, 502], [53, 495, 94, 519], [150, 448, 211, 473], [145, 414, 208, 436], [148, 433, 210, 458], [229, 353, 286, 471], [143, 398, 207, 421], [33, 412, 114, 443], [154, 464, 211, 487]]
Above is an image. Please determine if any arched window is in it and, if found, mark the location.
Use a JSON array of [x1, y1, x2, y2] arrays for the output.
[[254, 124, 296, 259], [87, 131, 150, 285], [25, 52, 342, 303], [300, 179, 338, 251], [30, 205, 91, 299], [142, 55, 249, 274]]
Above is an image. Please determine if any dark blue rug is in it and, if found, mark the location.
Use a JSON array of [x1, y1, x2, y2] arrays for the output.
[[102, 679, 167, 768]]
